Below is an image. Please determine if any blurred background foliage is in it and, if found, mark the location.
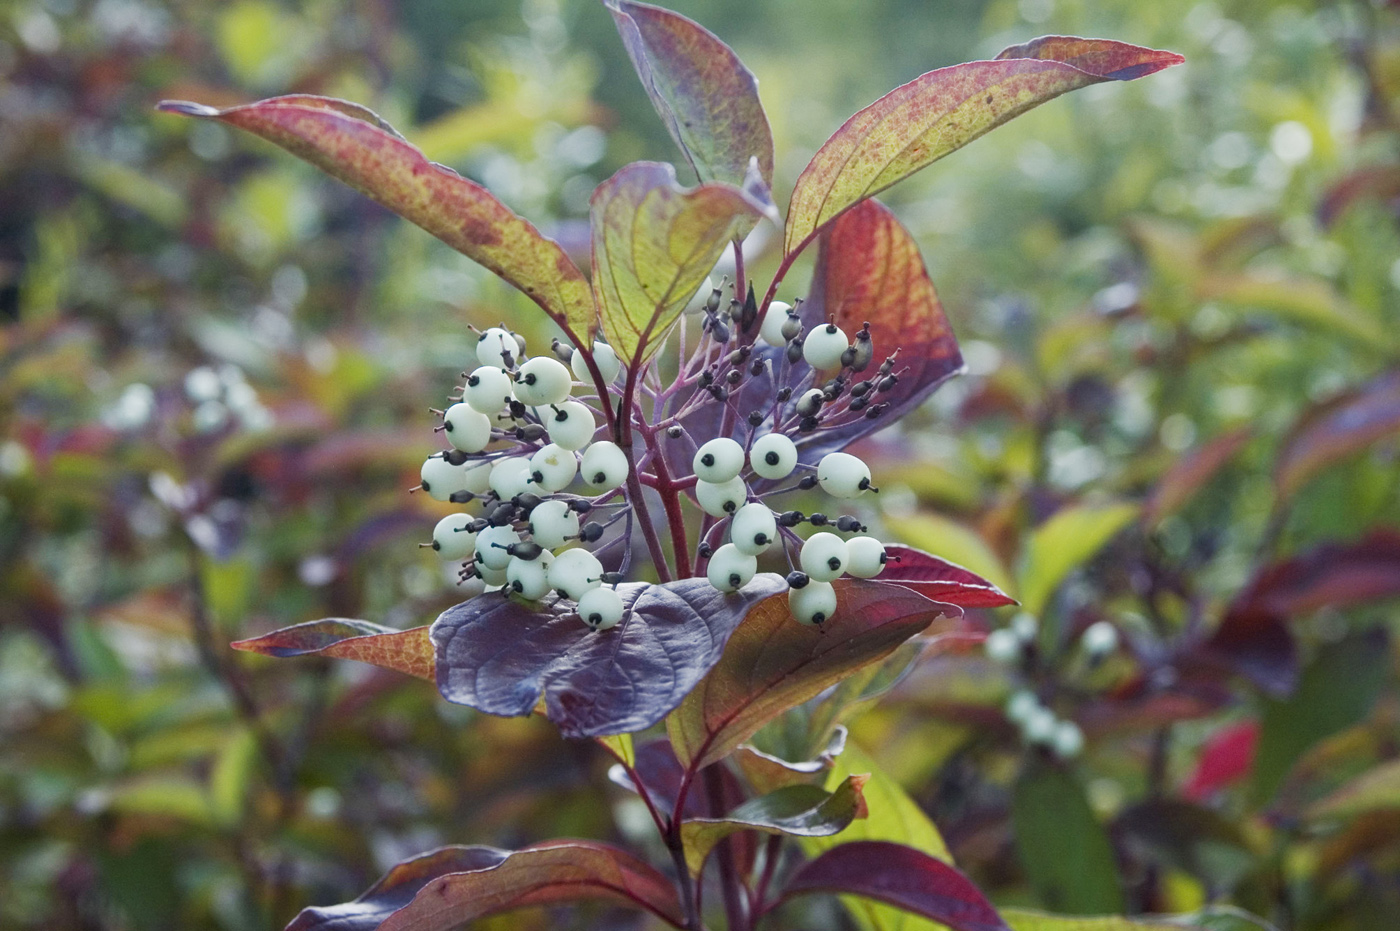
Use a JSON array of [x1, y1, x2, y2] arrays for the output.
[[2, 0, 1399, 928]]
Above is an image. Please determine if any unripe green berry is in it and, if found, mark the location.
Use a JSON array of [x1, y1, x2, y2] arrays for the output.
[[476, 328, 517, 369], [803, 323, 849, 369], [443, 402, 493, 453], [474, 526, 520, 571], [546, 400, 597, 450], [528, 499, 580, 549], [420, 455, 470, 501], [507, 549, 554, 600], [758, 300, 793, 346], [529, 443, 577, 493], [572, 341, 621, 385], [489, 457, 534, 499], [462, 365, 514, 414], [548, 547, 604, 601]]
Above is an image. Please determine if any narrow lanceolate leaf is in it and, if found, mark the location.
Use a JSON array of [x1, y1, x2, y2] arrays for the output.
[[606, 0, 774, 189], [878, 544, 1017, 609], [1143, 427, 1252, 525], [591, 161, 773, 364], [1307, 757, 1400, 821], [232, 619, 434, 681], [680, 774, 869, 876], [669, 581, 961, 772], [1018, 502, 1138, 616], [1275, 372, 1400, 500], [784, 38, 1183, 257], [431, 575, 787, 738], [780, 841, 1009, 931], [156, 96, 595, 339], [287, 841, 685, 931]]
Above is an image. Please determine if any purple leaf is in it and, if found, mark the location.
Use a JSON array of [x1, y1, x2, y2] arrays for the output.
[[779, 840, 1009, 931], [232, 620, 435, 681], [1275, 373, 1400, 500], [877, 544, 1017, 608], [431, 575, 787, 738]]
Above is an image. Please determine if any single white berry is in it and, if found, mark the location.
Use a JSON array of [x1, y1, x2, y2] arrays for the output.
[[545, 400, 597, 450], [489, 457, 535, 499], [461, 460, 494, 494], [1081, 620, 1119, 657], [1022, 706, 1058, 745], [695, 476, 747, 517], [984, 628, 1023, 664], [1005, 690, 1040, 725], [816, 452, 873, 499], [800, 532, 849, 582], [749, 433, 797, 480], [474, 525, 520, 571], [693, 437, 745, 483], [476, 327, 517, 369], [803, 322, 849, 369], [529, 444, 577, 493], [707, 543, 757, 592], [572, 341, 621, 385], [513, 356, 573, 406], [528, 500, 580, 549], [730, 502, 777, 555], [549, 547, 604, 601], [507, 549, 554, 600], [789, 580, 837, 626], [580, 441, 629, 490], [442, 403, 493, 453], [432, 514, 477, 560], [1052, 720, 1085, 759], [758, 300, 793, 346], [420, 455, 470, 501], [462, 365, 515, 414], [577, 586, 625, 631], [844, 536, 887, 578], [1010, 612, 1038, 643]]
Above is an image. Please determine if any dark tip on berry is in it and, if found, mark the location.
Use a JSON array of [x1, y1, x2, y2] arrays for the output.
[[431, 540, 441, 550], [509, 400, 527, 418], [709, 385, 729, 402], [754, 533, 769, 545], [586, 613, 602, 627], [698, 542, 713, 559], [444, 450, 469, 465], [592, 471, 607, 484], [523, 373, 537, 385], [824, 323, 838, 334], [786, 570, 809, 589], [466, 374, 480, 387], [799, 416, 819, 433], [726, 369, 742, 385], [701, 453, 715, 467], [600, 571, 624, 585], [765, 451, 780, 465], [777, 387, 792, 402], [511, 581, 524, 592], [827, 556, 841, 570], [420, 480, 432, 492], [728, 573, 742, 588], [811, 612, 827, 624], [723, 500, 738, 513]]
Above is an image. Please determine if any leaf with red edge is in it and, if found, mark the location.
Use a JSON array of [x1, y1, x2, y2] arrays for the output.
[[668, 580, 961, 772], [591, 161, 774, 365], [156, 95, 595, 339], [606, 0, 774, 190], [1275, 373, 1400, 500], [431, 575, 787, 738], [783, 38, 1183, 257], [878, 544, 1017, 608], [779, 841, 1009, 931], [232, 620, 434, 681], [1183, 720, 1259, 802], [288, 840, 685, 931], [1143, 427, 1252, 525]]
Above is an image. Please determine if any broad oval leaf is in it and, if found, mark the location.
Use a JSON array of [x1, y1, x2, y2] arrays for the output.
[[668, 580, 961, 771], [878, 544, 1017, 609], [591, 161, 773, 365], [780, 841, 1009, 931], [1275, 373, 1400, 500], [232, 619, 434, 681], [431, 575, 786, 738], [156, 95, 596, 339], [784, 38, 1183, 257], [1012, 761, 1124, 914], [606, 0, 774, 189], [1018, 502, 1138, 617]]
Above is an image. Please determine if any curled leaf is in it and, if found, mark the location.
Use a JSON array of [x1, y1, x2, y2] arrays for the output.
[[232, 619, 434, 681]]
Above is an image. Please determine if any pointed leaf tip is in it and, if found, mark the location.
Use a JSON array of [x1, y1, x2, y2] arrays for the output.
[[156, 99, 220, 117]]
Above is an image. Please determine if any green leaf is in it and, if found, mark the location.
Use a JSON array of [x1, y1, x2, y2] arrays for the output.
[[885, 512, 1016, 596], [1005, 906, 1277, 931], [1018, 503, 1138, 616], [606, 0, 774, 190], [103, 776, 216, 827], [209, 727, 258, 828], [1251, 630, 1389, 806], [784, 38, 1183, 257], [1308, 757, 1400, 820], [1012, 761, 1125, 914], [680, 774, 868, 876], [590, 161, 772, 365], [596, 733, 636, 768], [233, 619, 436, 681], [157, 95, 596, 341]]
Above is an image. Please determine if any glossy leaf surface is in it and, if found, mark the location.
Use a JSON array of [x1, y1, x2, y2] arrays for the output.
[[1012, 762, 1124, 914], [878, 544, 1017, 608], [431, 574, 786, 738], [784, 38, 1184, 256], [156, 96, 595, 338], [232, 619, 434, 681]]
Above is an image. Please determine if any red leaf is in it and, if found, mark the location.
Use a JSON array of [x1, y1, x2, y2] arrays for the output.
[[1184, 720, 1259, 801], [1143, 427, 1252, 525], [877, 544, 1017, 608], [233, 619, 434, 681], [1276, 373, 1400, 500]]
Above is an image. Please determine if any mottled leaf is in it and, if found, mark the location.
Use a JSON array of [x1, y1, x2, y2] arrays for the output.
[[669, 580, 960, 771], [1308, 757, 1400, 821], [1183, 720, 1259, 802], [878, 544, 1017, 608], [784, 38, 1183, 256], [606, 0, 774, 188], [591, 161, 773, 365], [232, 619, 434, 681], [156, 95, 595, 339], [1018, 503, 1138, 616], [1143, 428, 1252, 525], [780, 841, 1009, 931], [1275, 373, 1400, 500], [431, 575, 786, 738], [1012, 761, 1124, 914]]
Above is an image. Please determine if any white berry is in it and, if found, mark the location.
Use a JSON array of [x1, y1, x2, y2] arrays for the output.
[[693, 437, 745, 483], [789, 580, 837, 626], [799, 532, 848, 582], [573, 341, 621, 385], [474, 525, 520, 571], [844, 536, 887, 578], [1010, 612, 1038, 642], [462, 365, 515, 414], [1005, 690, 1040, 725], [528, 500, 580, 549], [544, 400, 597, 450], [816, 452, 872, 499], [443, 403, 493, 453], [549, 547, 604, 601], [489, 457, 535, 499], [580, 441, 629, 490], [749, 433, 797, 480], [758, 300, 793, 346], [803, 323, 849, 369], [1052, 720, 1085, 759], [432, 514, 477, 560], [513, 356, 573, 406], [984, 628, 1022, 664], [695, 476, 747, 517], [420, 455, 469, 501], [730, 503, 776, 555], [707, 543, 757, 592], [476, 562, 508, 586], [507, 550, 554, 600], [461, 460, 494, 494], [1022, 706, 1058, 745], [577, 586, 625, 631], [476, 327, 517, 369], [1081, 620, 1119, 657], [529, 444, 577, 493]]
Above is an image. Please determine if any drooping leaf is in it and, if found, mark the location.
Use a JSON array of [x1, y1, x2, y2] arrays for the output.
[[780, 841, 1009, 931], [431, 575, 786, 738], [1308, 757, 1400, 821], [668, 581, 960, 771], [733, 727, 847, 795], [1183, 721, 1259, 802], [680, 774, 868, 876], [156, 95, 596, 339], [591, 161, 773, 365], [287, 841, 685, 931], [878, 545, 1017, 609], [1143, 428, 1252, 525], [1018, 503, 1138, 616], [1275, 373, 1400, 500], [606, 0, 774, 189], [232, 619, 435, 681], [1012, 761, 1125, 914], [783, 38, 1183, 256]]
